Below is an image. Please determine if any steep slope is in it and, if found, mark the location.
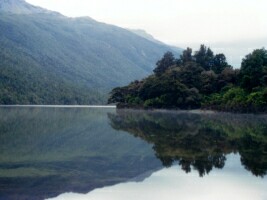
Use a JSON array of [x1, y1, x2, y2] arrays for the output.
[[0, 0, 181, 104], [129, 29, 183, 54], [0, 0, 47, 14]]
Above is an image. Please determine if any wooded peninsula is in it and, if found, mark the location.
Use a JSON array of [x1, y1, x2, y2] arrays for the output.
[[108, 45, 267, 113]]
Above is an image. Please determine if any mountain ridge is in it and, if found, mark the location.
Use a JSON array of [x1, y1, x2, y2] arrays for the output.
[[0, 0, 54, 14], [129, 28, 183, 53], [0, 0, 181, 104]]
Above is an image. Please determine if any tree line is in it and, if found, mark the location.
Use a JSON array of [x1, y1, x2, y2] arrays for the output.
[[108, 45, 267, 112]]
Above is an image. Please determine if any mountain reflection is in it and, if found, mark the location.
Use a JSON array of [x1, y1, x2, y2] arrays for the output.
[[0, 107, 160, 200], [108, 110, 267, 177]]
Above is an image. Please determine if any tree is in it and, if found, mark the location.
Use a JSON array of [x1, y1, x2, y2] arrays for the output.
[[200, 70, 218, 94], [217, 67, 239, 90], [108, 46, 267, 112], [194, 44, 207, 67], [153, 51, 175, 76], [170, 62, 204, 90], [240, 48, 267, 91], [194, 45, 214, 70], [212, 54, 228, 74], [180, 47, 193, 64], [206, 48, 214, 70], [108, 87, 127, 104]]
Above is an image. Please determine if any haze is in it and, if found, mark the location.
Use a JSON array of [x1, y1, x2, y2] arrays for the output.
[[25, 0, 267, 67]]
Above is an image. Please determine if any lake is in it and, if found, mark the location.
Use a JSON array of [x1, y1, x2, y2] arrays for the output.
[[0, 107, 266, 200]]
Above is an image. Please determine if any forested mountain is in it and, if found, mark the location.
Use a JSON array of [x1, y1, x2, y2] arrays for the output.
[[0, 0, 180, 104]]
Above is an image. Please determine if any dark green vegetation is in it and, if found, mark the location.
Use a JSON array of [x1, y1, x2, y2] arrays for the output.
[[109, 110, 267, 177], [0, 0, 180, 105], [109, 45, 267, 112], [0, 107, 160, 200]]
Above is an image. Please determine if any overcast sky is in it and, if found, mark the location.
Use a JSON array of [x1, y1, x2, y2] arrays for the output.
[[25, 0, 267, 66]]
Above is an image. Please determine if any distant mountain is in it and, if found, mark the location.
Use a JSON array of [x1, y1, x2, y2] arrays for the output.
[[129, 29, 183, 53], [0, 0, 181, 104], [0, 0, 50, 14], [129, 29, 162, 44]]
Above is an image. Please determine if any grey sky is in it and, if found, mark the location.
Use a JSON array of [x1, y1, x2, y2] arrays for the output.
[[25, 0, 267, 67]]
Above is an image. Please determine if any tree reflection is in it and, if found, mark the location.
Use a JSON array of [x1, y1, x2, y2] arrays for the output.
[[108, 110, 267, 177], [239, 135, 267, 177]]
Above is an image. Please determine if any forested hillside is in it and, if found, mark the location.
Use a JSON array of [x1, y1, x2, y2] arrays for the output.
[[0, 0, 180, 104]]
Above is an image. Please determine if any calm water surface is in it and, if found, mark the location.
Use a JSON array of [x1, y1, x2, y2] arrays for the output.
[[0, 107, 266, 200]]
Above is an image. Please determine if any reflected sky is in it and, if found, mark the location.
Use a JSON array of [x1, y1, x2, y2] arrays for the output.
[[49, 154, 267, 200], [0, 107, 266, 199]]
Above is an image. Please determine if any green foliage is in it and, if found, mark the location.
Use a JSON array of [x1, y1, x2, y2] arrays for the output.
[[170, 62, 204, 90], [240, 48, 267, 91], [222, 87, 247, 103], [109, 45, 267, 113], [247, 88, 267, 107], [200, 70, 217, 94], [153, 51, 175, 76], [212, 54, 228, 74], [194, 45, 214, 70], [193, 45, 229, 73], [203, 87, 267, 112], [180, 47, 193, 64]]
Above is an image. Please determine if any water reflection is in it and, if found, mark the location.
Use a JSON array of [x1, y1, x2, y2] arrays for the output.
[[0, 107, 160, 200], [108, 110, 267, 177], [49, 155, 267, 200], [0, 107, 266, 200]]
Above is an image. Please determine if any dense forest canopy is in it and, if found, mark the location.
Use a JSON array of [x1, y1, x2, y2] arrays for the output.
[[108, 45, 267, 112]]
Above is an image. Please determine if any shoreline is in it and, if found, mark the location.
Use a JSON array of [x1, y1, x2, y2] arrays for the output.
[[115, 104, 267, 115], [0, 105, 266, 115], [0, 105, 116, 108]]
